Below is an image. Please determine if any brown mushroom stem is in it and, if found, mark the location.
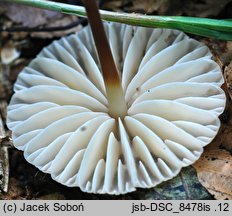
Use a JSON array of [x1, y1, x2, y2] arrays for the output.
[[82, 0, 127, 119]]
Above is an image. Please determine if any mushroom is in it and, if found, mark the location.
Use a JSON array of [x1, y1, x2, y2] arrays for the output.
[[7, 20, 226, 194]]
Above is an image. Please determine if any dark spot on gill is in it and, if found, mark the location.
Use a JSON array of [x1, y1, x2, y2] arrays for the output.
[[80, 126, 87, 131]]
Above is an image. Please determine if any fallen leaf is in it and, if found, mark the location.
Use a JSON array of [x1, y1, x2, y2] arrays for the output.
[[1, 3, 82, 39], [193, 103, 232, 200], [2, 3, 62, 28]]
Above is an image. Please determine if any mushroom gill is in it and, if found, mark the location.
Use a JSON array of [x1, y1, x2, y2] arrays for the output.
[[7, 23, 226, 194]]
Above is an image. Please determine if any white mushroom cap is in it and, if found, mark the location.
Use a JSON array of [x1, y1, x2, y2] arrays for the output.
[[7, 23, 226, 195]]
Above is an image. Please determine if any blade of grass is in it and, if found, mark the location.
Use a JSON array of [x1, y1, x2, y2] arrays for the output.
[[165, 22, 232, 41], [162, 16, 232, 32], [6, 0, 232, 40]]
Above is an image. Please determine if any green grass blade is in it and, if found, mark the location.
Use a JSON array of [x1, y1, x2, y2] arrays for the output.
[[6, 0, 232, 40]]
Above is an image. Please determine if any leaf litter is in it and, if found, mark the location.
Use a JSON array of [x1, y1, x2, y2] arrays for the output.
[[0, 0, 232, 200]]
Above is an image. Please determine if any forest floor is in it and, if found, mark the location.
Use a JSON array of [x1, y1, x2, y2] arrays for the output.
[[0, 0, 232, 200]]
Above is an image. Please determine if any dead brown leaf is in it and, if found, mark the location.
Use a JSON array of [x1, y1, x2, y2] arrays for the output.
[[193, 103, 232, 200], [1, 3, 82, 39], [2, 3, 62, 28], [193, 39, 232, 199]]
